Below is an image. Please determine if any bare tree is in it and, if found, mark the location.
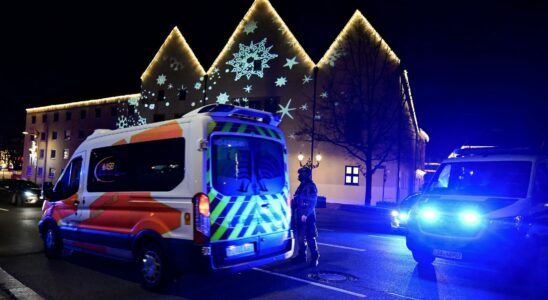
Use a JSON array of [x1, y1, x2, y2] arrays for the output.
[[300, 27, 415, 206]]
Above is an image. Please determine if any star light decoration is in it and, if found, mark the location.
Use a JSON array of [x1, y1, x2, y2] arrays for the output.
[[244, 85, 252, 93], [275, 77, 287, 87], [156, 74, 167, 86], [300, 103, 308, 111], [226, 38, 278, 81], [217, 92, 230, 104], [320, 92, 328, 99], [283, 56, 299, 69], [302, 75, 312, 84], [277, 99, 296, 120], [244, 20, 258, 34]]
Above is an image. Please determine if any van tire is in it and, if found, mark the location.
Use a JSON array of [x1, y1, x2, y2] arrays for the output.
[[138, 242, 167, 290], [44, 224, 63, 258], [412, 249, 436, 265]]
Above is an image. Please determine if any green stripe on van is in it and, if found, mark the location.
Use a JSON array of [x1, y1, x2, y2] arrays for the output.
[[237, 124, 247, 133], [222, 122, 233, 132], [210, 195, 230, 223], [208, 122, 217, 136]]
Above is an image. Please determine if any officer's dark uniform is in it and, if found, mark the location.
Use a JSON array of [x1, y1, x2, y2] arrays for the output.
[[292, 167, 320, 267]]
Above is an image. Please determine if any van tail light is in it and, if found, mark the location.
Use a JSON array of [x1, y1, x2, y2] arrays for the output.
[[192, 193, 210, 244]]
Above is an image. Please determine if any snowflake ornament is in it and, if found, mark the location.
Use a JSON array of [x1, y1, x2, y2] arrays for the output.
[[116, 116, 129, 129], [277, 99, 296, 120], [302, 75, 312, 84], [244, 85, 252, 93], [217, 92, 230, 104], [168, 84, 174, 90], [283, 57, 299, 70], [226, 38, 278, 81], [156, 74, 167, 86], [275, 77, 287, 87], [169, 58, 183, 71], [244, 20, 258, 34], [194, 82, 202, 90], [300, 103, 308, 111], [128, 96, 140, 106], [320, 92, 328, 99]]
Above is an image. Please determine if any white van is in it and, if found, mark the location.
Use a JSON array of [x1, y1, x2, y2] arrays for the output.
[[406, 147, 548, 269], [39, 104, 294, 289]]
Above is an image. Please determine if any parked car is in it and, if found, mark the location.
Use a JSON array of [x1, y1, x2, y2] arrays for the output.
[[0, 179, 42, 206], [390, 193, 422, 232]]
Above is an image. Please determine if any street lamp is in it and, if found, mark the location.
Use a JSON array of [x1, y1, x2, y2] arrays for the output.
[[298, 152, 322, 169]]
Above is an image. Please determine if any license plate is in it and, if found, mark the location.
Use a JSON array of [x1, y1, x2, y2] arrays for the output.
[[226, 243, 255, 258], [433, 249, 462, 260]]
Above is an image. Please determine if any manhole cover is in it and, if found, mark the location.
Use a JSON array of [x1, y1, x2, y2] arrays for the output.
[[307, 271, 359, 283]]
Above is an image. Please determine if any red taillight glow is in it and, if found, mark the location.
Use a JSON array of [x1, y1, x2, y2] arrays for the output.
[[198, 194, 210, 217]]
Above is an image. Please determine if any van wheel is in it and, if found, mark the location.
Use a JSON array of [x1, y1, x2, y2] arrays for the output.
[[138, 242, 167, 290], [412, 248, 435, 265], [44, 224, 62, 258]]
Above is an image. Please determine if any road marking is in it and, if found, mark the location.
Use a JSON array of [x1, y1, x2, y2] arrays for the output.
[[318, 242, 366, 252], [0, 267, 44, 299], [253, 268, 366, 298], [0, 208, 8, 212], [385, 292, 419, 300], [367, 234, 402, 240], [318, 228, 335, 232]]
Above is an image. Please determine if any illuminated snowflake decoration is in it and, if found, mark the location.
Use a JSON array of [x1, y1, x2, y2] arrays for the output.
[[226, 38, 278, 81], [244, 20, 258, 34], [300, 103, 308, 111], [277, 99, 296, 120], [327, 47, 345, 67], [217, 92, 230, 104], [288, 133, 297, 140], [128, 96, 140, 106], [156, 74, 167, 86], [116, 116, 129, 129], [320, 92, 328, 99], [244, 85, 252, 93], [168, 83, 174, 90], [242, 97, 249, 103], [137, 115, 147, 126], [194, 82, 202, 90], [275, 77, 287, 87], [302, 75, 312, 84], [149, 104, 156, 110], [283, 56, 298, 69]]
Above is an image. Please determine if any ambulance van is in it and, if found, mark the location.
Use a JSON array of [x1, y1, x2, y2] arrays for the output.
[[406, 147, 548, 270], [39, 104, 294, 289]]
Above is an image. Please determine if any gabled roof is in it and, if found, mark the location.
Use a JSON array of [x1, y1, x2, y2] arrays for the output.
[[141, 27, 206, 81], [402, 70, 428, 142], [317, 10, 400, 68], [208, 0, 315, 74]]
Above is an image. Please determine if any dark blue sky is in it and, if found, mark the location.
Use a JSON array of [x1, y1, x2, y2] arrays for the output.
[[1, 0, 547, 159]]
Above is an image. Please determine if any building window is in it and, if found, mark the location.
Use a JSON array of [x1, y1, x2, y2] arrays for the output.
[[80, 110, 86, 119], [38, 167, 43, 177], [40, 132, 46, 141], [64, 130, 71, 141], [153, 114, 165, 122], [248, 100, 262, 110], [31, 116, 36, 124], [345, 166, 360, 186], [78, 130, 85, 139], [39, 149, 45, 159], [178, 89, 186, 100], [157, 90, 165, 101], [42, 114, 48, 123], [53, 112, 59, 122], [49, 168, 56, 179], [95, 108, 101, 118], [63, 149, 70, 159], [264, 97, 280, 114], [66, 112, 72, 121], [26, 166, 32, 177], [52, 131, 58, 140], [128, 105, 135, 115], [111, 106, 117, 116], [51, 149, 56, 159]]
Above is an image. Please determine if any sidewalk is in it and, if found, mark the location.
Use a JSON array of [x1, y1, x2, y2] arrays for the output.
[[315, 202, 394, 233]]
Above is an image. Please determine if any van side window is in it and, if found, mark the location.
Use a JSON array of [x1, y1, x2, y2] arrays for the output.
[[533, 163, 548, 205], [87, 138, 185, 192], [54, 157, 83, 199]]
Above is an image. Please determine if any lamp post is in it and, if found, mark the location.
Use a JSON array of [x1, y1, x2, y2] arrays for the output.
[[22, 130, 40, 183]]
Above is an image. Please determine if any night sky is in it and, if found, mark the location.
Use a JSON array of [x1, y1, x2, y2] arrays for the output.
[[1, 0, 547, 160]]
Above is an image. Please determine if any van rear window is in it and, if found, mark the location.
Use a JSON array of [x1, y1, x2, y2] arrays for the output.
[[87, 138, 185, 192]]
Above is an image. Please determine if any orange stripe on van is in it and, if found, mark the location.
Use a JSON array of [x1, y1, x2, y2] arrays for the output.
[[130, 121, 183, 143], [79, 192, 181, 236], [112, 139, 127, 146], [51, 194, 78, 223]]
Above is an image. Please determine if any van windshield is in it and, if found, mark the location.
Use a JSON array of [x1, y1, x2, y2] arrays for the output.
[[427, 161, 532, 198], [211, 135, 285, 196]]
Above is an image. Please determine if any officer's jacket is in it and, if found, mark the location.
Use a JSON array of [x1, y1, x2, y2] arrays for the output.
[[293, 181, 318, 217]]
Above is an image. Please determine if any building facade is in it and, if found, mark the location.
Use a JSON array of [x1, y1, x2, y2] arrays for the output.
[[23, 0, 427, 205]]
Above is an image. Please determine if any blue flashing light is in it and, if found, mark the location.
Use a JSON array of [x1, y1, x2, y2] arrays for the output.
[[391, 210, 399, 217], [420, 208, 438, 222], [459, 211, 481, 226], [399, 212, 409, 221]]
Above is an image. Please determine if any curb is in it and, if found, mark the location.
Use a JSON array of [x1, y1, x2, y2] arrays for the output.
[[0, 268, 43, 300]]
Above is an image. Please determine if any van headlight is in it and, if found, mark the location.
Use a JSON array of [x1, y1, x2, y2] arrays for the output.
[[459, 211, 482, 226], [420, 207, 439, 223]]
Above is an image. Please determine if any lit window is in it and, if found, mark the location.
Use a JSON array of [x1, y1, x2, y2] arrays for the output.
[[63, 149, 70, 160], [64, 130, 71, 141], [49, 168, 56, 179], [345, 165, 359, 186]]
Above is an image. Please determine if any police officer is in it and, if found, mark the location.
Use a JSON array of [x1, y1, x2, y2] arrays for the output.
[[292, 166, 320, 267]]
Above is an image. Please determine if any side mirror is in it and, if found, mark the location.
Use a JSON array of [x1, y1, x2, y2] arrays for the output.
[[42, 188, 59, 201]]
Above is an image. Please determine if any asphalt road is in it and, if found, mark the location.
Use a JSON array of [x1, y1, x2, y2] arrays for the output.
[[1, 199, 547, 299]]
